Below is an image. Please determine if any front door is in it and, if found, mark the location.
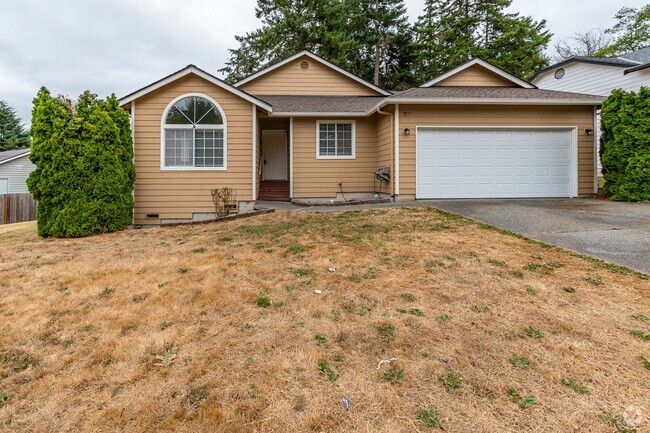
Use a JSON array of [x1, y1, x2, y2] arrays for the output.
[[262, 130, 288, 180]]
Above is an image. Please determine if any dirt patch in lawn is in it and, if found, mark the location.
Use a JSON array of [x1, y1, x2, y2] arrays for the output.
[[0, 208, 648, 432]]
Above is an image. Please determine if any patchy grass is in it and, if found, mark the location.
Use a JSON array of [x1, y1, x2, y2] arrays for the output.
[[0, 209, 648, 432]]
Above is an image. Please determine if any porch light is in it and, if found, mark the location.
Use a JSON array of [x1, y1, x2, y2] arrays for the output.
[[585, 129, 593, 136], [403, 128, 410, 136]]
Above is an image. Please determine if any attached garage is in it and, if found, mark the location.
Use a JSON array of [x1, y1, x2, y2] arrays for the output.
[[416, 128, 577, 199]]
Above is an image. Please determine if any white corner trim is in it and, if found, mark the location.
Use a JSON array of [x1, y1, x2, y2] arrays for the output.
[[315, 120, 356, 160], [159, 93, 228, 171], [593, 106, 599, 194], [131, 99, 136, 225], [118, 65, 273, 112], [420, 58, 535, 89], [252, 105, 257, 200], [0, 151, 31, 166], [394, 104, 400, 195], [233, 51, 391, 96], [289, 117, 294, 198]]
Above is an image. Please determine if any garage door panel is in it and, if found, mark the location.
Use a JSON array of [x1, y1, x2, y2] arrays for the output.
[[417, 128, 572, 199]]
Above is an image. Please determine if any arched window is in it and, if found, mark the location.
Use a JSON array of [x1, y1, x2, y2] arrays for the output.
[[162, 94, 226, 169]]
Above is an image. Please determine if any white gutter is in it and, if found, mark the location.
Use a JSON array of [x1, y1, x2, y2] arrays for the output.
[[0, 151, 31, 166]]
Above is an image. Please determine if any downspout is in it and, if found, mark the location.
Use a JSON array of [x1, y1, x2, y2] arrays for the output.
[[131, 100, 136, 225], [376, 106, 394, 196]]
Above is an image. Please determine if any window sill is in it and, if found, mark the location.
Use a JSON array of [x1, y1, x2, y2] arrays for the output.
[[316, 155, 356, 160], [160, 166, 227, 171]]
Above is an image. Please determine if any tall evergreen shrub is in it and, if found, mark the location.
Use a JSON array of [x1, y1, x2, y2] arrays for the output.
[[27, 88, 135, 237], [601, 88, 650, 202]]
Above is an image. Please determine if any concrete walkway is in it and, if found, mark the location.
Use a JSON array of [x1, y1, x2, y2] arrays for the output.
[[256, 199, 650, 274]]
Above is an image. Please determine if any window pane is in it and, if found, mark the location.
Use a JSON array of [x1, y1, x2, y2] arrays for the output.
[[197, 106, 223, 125], [194, 128, 224, 168], [165, 129, 193, 167], [166, 106, 192, 124]]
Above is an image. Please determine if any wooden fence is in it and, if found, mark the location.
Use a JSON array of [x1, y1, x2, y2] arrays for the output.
[[0, 193, 37, 224]]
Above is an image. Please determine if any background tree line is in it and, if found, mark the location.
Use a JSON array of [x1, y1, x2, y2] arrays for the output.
[[221, 1, 650, 89]]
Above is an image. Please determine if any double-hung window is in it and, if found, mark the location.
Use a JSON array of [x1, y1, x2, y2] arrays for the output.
[[162, 95, 226, 169], [317, 121, 355, 159]]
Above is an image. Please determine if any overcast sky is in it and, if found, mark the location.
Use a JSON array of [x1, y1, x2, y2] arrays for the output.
[[0, 0, 646, 124]]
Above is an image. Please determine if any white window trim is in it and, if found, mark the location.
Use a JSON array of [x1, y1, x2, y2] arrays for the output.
[[160, 93, 228, 171], [315, 120, 356, 160]]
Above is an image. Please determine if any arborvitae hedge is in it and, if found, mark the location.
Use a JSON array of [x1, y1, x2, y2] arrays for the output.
[[27, 88, 135, 237], [600, 87, 650, 202]]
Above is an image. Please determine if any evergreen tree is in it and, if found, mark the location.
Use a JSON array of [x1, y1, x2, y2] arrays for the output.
[[412, 0, 551, 83], [220, 0, 414, 89], [27, 88, 135, 237], [0, 101, 30, 151]]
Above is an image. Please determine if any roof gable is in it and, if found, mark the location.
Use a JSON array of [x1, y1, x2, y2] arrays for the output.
[[530, 57, 639, 81], [234, 51, 391, 96], [118, 65, 272, 111], [421, 58, 535, 89]]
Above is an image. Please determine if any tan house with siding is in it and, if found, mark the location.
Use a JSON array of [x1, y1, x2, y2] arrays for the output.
[[118, 52, 602, 225]]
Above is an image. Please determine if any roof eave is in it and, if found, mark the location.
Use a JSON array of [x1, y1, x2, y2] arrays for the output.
[[0, 151, 31, 166], [378, 98, 603, 107], [531, 58, 638, 81], [270, 111, 371, 117]]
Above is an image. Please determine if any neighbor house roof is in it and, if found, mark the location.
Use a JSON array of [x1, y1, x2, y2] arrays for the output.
[[234, 50, 392, 96], [619, 47, 650, 64], [254, 95, 385, 116], [118, 65, 273, 111], [378, 87, 604, 107], [420, 58, 536, 89], [531, 55, 642, 80], [0, 148, 30, 165]]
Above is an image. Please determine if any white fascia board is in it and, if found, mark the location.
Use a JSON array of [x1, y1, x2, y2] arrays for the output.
[[377, 98, 603, 106], [420, 58, 535, 89]]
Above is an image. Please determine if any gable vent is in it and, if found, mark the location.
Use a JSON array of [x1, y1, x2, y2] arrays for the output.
[[300, 61, 310, 70]]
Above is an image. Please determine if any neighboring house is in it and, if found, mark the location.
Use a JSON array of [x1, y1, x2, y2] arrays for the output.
[[531, 47, 650, 173], [118, 51, 602, 226], [0, 149, 34, 195]]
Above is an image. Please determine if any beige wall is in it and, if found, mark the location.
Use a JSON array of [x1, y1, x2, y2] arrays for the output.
[[292, 116, 382, 198], [238, 55, 382, 96], [376, 111, 394, 195], [434, 65, 518, 87], [396, 104, 596, 197], [132, 74, 254, 225]]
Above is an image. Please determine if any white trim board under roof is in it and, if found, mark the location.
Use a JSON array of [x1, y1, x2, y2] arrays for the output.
[[420, 58, 536, 89], [233, 50, 392, 96], [118, 65, 273, 112]]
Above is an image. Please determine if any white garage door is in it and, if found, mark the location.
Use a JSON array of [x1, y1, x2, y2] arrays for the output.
[[416, 128, 574, 199]]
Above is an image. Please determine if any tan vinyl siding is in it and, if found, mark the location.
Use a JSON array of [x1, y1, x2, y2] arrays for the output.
[[238, 55, 382, 96], [434, 64, 519, 87], [132, 74, 253, 225], [292, 116, 380, 198], [398, 105, 596, 197], [376, 111, 394, 194], [0, 154, 34, 194]]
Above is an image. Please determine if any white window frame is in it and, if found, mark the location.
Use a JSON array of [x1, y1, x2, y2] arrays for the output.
[[160, 93, 228, 171], [315, 120, 356, 160]]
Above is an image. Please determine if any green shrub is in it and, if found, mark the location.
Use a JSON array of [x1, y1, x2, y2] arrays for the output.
[[600, 87, 650, 202], [27, 88, 135, 237]]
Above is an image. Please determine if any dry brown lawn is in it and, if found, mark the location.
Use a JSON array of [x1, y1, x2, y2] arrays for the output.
[[0, 208, 648, 433]]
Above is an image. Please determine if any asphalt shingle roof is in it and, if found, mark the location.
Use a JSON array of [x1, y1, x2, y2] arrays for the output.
[[254, 95, 385, 113], [0, 148, 30, 164], [388, 87, 605, 102], [619, 47, 650, 64]]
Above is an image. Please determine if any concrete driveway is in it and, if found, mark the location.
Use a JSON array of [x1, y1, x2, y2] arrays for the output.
[[429, 199, 650, 274]]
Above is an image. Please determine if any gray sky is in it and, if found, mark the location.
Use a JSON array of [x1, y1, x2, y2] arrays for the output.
[[0, 0, 646, 124]]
